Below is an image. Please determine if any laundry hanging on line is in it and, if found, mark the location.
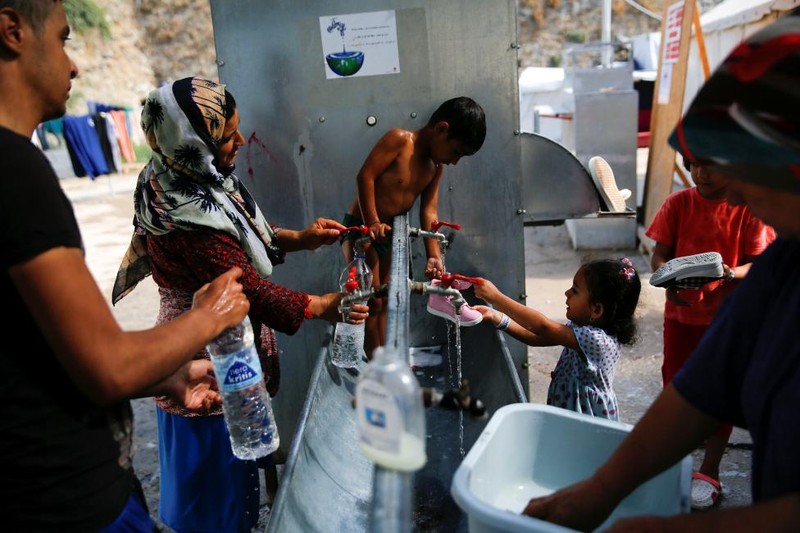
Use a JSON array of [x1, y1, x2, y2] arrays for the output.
[[44, 104, 137, 179]]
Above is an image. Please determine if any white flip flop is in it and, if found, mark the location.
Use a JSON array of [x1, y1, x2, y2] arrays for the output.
[[589, 156, 628, 212], [650, 252, 724, 288]]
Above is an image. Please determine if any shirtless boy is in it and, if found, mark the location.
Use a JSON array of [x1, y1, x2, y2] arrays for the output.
[[342, 96, 486, 356]]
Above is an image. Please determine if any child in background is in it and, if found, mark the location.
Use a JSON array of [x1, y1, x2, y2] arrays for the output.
[[473, 258, 641, 421], [342, 96, 487, 356], [645, 157, 775, 510]]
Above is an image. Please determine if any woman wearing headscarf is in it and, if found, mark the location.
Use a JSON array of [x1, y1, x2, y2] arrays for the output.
[[113, 77, 367, 533]]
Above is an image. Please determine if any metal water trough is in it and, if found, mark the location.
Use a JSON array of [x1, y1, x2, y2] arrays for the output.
[[267, 214, 526, 532]]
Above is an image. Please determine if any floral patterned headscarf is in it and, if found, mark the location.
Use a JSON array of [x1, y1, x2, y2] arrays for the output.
[[112, 77, 277, 304]]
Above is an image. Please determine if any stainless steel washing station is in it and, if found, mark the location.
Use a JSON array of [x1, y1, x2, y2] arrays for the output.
[[208, 0, 636, 530], [267, 214, 526, 532]]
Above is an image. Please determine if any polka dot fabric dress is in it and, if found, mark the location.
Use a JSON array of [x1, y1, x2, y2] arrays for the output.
[[546, 321, 620, 421]]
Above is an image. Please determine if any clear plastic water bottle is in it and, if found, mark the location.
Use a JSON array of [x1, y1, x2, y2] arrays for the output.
[[207, 315, 279, 460], [331, 321, 365, 368], [337, 243, 373, 294], [331, 244, 372, 368], [355, 345, 427, 472]]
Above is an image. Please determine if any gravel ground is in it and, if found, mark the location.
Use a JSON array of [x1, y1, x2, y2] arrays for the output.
[[65, 169, 752, 531]]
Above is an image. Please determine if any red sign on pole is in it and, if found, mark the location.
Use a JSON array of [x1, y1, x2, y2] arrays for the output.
[[663, 1, 685, 64]]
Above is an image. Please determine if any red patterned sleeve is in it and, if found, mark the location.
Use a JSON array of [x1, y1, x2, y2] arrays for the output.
[[148, 229, 309, 334]]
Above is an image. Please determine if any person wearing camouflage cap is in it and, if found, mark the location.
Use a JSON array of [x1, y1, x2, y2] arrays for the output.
[[520, 10, 800, 531]]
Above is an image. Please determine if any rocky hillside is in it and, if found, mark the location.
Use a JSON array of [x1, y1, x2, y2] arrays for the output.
[[66, 0, 721, 114], [518, 0, 660, 67], [65, 0, 217, 115]]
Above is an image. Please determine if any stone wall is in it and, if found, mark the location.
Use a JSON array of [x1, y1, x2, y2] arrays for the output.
[[66, 1, 156, 115], [134, 0, 218, 83]]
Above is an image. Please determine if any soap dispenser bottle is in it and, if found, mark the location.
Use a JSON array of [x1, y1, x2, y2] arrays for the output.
[[355, 345, 427, 471]]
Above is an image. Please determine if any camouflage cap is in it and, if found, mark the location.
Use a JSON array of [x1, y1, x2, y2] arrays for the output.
[[669, 9, 800, 193]]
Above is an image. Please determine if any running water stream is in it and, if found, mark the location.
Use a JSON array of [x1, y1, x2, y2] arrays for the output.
[[436, 248, 468, 458], [441, 308, 466, 457], [452, 323, 465, 458]]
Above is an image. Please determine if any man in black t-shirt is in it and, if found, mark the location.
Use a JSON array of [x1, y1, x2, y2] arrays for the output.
[[0, 2, 251, 531]]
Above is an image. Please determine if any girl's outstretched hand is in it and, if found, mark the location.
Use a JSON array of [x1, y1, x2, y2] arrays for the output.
[[472, 278, 499, 303], [473, 305, 499, 325]]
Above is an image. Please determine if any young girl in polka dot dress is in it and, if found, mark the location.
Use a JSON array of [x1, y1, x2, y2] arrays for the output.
[[474, 258, 641, 421]]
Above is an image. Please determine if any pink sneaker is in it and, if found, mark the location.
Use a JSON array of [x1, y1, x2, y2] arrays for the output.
[[426, 279, 483, 326]]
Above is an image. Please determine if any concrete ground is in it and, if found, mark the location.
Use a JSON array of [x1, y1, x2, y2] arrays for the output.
[[64, 168, 752, 531]]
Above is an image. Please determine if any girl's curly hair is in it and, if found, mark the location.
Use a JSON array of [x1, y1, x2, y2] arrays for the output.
[[582, 258, 641, 345]]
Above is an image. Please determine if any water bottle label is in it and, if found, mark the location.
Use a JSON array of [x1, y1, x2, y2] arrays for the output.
[[356, 380, 401, 454], [212, 346, 264, 393]]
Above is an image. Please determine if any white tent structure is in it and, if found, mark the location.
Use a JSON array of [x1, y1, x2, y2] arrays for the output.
[[683, 0, 798, 112]]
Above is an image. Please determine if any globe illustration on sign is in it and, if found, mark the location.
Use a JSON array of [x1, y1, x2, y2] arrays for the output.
[[326, 18, 364, 77], [326, 50, 365, 77]]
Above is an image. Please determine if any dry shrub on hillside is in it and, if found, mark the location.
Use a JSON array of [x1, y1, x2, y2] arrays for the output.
[[520, 0, 545, 27], [521, 0, 569, 28]]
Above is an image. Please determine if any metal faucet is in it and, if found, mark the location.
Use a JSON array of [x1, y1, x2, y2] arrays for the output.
[[408, 226, 448, 249], [408, 280, 466, 315], [408, 221, 461, 255], [340, 284, 388, 309]]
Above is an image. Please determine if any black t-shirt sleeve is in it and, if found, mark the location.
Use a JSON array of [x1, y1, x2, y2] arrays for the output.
[[0, 130, 82, 268]]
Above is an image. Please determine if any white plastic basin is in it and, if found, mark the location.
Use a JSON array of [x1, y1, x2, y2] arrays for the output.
[[451, 403, 691, 532]]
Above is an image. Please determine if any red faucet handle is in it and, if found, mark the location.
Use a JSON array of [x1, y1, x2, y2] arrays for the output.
[[339, 225, 369, 236], [431, 220, 461, 232], [439, 273, 484, 287]]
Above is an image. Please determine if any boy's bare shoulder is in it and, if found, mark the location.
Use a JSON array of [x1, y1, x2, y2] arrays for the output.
[[379, 127, 415, 145], [368, 128, 416, 159]]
